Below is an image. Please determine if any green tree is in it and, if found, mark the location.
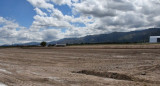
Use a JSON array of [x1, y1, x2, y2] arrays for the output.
[[40, 41, 47, 47]]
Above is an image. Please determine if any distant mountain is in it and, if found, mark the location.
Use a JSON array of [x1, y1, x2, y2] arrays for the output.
[[20, 42, 40, 46], [2, 28, 160, 46], [50, 28, 160, 44], [1, 42, 40, 46]]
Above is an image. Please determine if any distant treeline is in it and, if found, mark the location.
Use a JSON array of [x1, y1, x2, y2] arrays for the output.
[[0, 45, 40, 48], [66, 42, 150, 46], [0, 42, 159, 48]]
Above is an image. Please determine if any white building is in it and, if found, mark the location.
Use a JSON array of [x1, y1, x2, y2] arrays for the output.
[[149, 36, 160, 43], [55, 44, 66, 47]]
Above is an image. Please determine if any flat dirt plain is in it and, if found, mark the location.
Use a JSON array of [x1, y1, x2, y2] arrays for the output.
[[0, 44, 160, 86]]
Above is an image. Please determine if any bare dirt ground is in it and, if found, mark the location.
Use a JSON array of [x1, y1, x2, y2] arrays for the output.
[[0, 44, 160, 86]]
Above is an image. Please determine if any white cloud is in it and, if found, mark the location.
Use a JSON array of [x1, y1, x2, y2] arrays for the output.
[[0, 17, 28, 44], [42, 29, 64, 41], [0, 17, 64, 45], [32, 15, 71, 28], [72, 0, 79, 3], [27, 0, 53, 9], [51, 0, 72, 6], [27, 0, 160, 41], [34, 8, 47, 16], [0, 0, 160, 44]]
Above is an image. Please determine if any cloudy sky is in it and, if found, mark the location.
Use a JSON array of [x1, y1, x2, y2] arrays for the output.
[[0, 0, 160, 45]]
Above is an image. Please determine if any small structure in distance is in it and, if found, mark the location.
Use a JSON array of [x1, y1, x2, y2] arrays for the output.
[[55, 44, 66, 47], [149, 36, 160, 43]]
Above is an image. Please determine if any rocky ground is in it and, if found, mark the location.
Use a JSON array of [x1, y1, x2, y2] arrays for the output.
[[0, 44, 160, 86]]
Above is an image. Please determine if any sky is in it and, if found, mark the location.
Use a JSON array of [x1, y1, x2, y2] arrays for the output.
[[0, 0, 160, 45]]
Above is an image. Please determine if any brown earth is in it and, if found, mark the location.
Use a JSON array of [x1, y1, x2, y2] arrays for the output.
[[0, 44, 160, 86]]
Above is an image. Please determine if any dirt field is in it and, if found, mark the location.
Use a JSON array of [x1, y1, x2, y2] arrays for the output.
[[0, 44, 160, 86]]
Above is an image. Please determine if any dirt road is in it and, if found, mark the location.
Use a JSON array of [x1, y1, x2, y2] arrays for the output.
[[0, 45, 160, 86]]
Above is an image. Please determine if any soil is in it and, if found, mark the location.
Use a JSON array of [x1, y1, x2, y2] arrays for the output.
[[0, 44, 160, 86]]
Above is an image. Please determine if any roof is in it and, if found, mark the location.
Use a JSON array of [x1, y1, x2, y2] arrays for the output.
[[150, 36, 160, 38]]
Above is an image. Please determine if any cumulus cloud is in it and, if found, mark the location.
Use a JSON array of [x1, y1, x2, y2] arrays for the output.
[[42, 29, 64, 41], [27, 0, 53, 9], [0, 17, 28, 44], [51, 0, 72, 6], [32, 15, 71, 28], [0, 17, 63, 45], [34, 8, 47, 16], [27, 0, 160, 41], [72, 0, 160, 31], [0, 0, 160, 44]]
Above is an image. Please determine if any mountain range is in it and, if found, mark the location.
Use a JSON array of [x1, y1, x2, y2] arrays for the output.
[[49, 28, 160, 44], [2, 28, 160, 46]]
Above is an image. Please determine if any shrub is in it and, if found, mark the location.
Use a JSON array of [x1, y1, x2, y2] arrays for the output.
[[40, 41, 47, 47]]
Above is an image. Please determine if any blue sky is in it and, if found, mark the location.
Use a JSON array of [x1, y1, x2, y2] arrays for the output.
[[54, 4, 72, 16], [0, 0, 35, 28], [0, 0, 73, 28], [0, 0, 160, 45]]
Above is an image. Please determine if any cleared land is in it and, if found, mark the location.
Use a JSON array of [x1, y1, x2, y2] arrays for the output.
[[0, 44, 160, 86]]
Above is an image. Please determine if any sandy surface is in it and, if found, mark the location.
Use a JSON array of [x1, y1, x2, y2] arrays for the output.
[[0, 44, 160, 86]]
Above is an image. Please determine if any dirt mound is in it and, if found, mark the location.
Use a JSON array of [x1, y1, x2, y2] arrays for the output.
[[74, 70, 133, 81], [73, 70, 160, 84]]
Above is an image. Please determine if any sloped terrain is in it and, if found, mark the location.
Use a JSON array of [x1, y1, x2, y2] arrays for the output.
[[53, 28, 160, 44]]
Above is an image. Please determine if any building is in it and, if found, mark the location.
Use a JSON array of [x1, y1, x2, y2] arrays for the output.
[[55, 44, 66, 47], [149, 36, 160, 43]]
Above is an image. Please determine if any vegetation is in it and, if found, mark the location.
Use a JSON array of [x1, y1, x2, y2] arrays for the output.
[[48, 44, 55, 47], [40, 41, 47, 47], [55, 28, 160, 44]]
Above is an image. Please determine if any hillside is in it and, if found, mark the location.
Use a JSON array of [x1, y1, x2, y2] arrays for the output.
[[2, 28, 160, 46], [53, 28, 160, 44]]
